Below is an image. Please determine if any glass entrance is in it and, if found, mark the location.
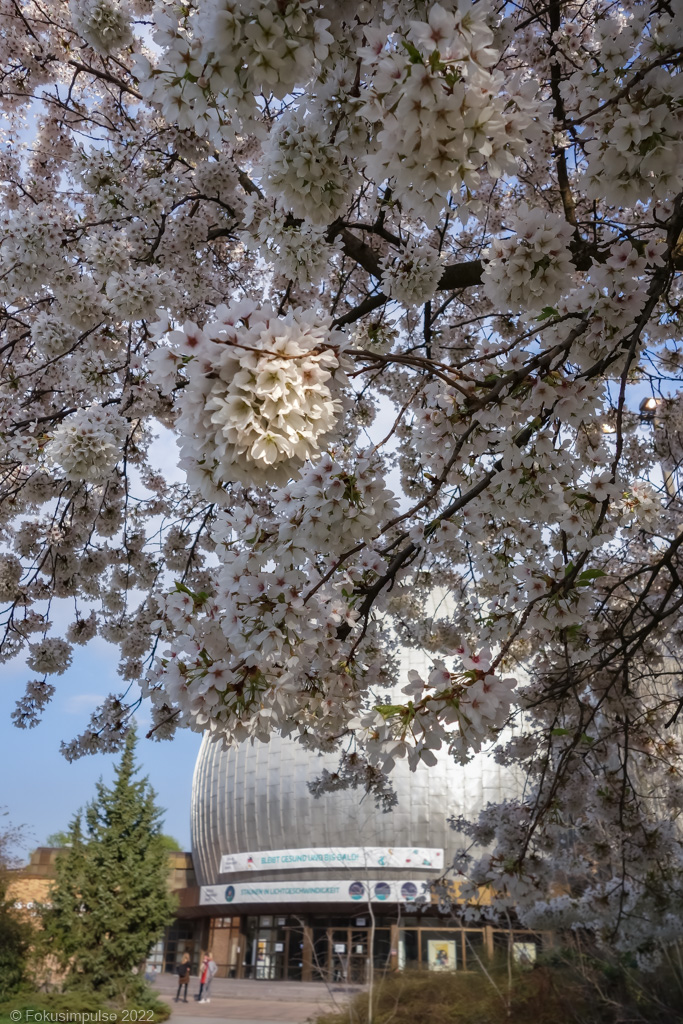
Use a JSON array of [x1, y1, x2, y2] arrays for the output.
[[312, 927, 329, 982], [331, 930, 349, 982], [313, 927, 393, 984], [162, 919, 198, 974], [244, 916, 308, 980], [287, 923, 305, 981], [349, 930, 369, 984]]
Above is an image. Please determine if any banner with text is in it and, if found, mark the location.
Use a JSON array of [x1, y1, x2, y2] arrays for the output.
[[219, 846, 443, 874], [200, 879, 428, 906]]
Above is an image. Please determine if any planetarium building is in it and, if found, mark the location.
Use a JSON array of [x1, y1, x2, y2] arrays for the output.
[[153, 657, 549, 983]]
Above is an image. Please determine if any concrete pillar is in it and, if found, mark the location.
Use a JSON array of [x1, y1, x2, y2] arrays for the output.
[[302, 924, 313, 983], [236, 920, 247, 979], [390, 923, 400, 971]]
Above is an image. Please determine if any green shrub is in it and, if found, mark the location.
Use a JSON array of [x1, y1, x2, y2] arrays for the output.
[[0, 988, 170, 1024], [315, 967, 575, 1024], [314, 955, 683, 1024], [0, 908, 31, 1001]]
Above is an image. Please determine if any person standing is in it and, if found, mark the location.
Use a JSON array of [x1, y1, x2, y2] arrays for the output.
[[175, 953, 191, 1003], [197, 953, 209, 1002], [199, 952, 217, 1003]]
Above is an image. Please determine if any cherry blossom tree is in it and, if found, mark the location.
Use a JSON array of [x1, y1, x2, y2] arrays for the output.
[[1, 0, 683, 961]]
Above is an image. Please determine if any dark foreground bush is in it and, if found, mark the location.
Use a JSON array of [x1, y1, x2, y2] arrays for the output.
[[0, 988, 170, 1024], [314, 956, 683, 1024]]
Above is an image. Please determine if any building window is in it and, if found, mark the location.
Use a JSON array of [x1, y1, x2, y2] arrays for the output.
[[162, 919, 200, 973]]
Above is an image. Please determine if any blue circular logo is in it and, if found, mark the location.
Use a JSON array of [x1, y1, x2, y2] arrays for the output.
[[348, 881, 365, 901], [375, 882, 391, 901], [224, 885, 235, 903], [401, 882, 418, 902]]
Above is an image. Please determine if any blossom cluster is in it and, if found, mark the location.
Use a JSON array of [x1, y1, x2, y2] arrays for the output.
[[132, 0, 334, 140], [483, 204, 575, 314], [149, 302, 347, 495], [380, 239, 444, 308], [361, 3, 548, 225], [566, 6, 683, 208], [69, 0, 133, 54], [363, 649, 517, 772], [45, 406, 126, 484], [262, 110, 359, 225], [242, 198, 340, 287], [144, 451, 398, 744]]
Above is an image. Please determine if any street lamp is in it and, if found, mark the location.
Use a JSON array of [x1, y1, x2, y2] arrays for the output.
[[638, 396, 662, 423], [638, 396, 677, 501]]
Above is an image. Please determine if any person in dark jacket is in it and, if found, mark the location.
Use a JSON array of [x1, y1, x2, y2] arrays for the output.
[[175, 953, 191, 1002]]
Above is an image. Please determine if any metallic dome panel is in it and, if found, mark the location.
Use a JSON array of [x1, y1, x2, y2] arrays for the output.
[[191, 729, 519, 886]]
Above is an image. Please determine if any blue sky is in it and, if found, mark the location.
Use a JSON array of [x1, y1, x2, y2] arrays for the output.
[[0, 432, 208, 859], [0, 635, 201, 857]]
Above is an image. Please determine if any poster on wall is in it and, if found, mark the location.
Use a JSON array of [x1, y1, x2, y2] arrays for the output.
[[512, 942, 537, 967], [427, 940, 457, 971], [255, 939, 270, 980], [219, 846, 443, 874]]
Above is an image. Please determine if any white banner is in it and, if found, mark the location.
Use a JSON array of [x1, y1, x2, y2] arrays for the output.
[[219, 846, 443, 874], [200, 879, 427, 906]]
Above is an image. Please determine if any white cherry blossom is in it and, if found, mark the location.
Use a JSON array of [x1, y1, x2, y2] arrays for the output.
[[1, 0, 683, 962]]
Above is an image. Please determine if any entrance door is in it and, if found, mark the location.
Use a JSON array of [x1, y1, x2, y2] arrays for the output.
[[349, 930, 369, 984], [330, 930, 349, 983], [319, 927, 393, 984], [311, 928, 329, 981], [310, 927, 385, 984], [286, 924, 305, 981], [254, 932, 288, 979], [254, 934, 272, 979], [328, 928, 372, 984]]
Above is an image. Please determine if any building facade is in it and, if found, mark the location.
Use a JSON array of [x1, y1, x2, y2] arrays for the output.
[[12, 649, 544, 984], [159, 724, 545, 982], [10, 741, 546, 984]]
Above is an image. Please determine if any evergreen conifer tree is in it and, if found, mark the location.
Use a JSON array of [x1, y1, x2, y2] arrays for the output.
[[0, 876, 31, 999], [43, 729, 176, 998], [0, 814, 31, 999]]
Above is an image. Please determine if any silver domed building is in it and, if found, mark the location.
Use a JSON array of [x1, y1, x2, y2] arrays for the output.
[[191, 732, 516, 887], [169, 649, 546, 982], [152, 651, 546, 981], [191, 641, 521, 891]]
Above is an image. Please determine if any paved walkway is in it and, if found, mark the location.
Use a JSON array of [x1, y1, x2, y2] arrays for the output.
[[152, 973, 359, 1024]]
